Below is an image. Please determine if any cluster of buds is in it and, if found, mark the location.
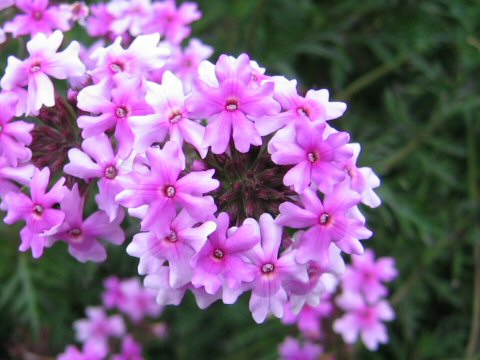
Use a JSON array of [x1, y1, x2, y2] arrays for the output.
[[0, 0, 393, 351], [59, 276, 165, 359]]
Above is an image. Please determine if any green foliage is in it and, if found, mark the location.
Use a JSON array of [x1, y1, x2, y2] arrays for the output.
[[1, 0, 480, 359]]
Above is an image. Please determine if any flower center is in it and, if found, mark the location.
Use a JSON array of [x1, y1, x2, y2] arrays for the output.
[[261, 263, 275, 274], [110, 63, 124, 73], [166, 231, 177, 242], [307, 151, 319, 163], [33, 204, 44, 216], [33, 11, 43, 20], [164, 185, 176, 198], [169, 112, 182, 124], [104, 165, 117, 179], [297, 107, 309, 117], [225, 99, 238, 112], [205, 146, 295, 224], [68, 228, 82, 242], [213, 248, 224, 259], [115, 107, 129, 118], [319, 213, 331, 225], [30, 64, 41, 73]]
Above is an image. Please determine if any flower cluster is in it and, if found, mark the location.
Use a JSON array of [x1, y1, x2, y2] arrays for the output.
[[0, 0, 389, 343], [59, 276, 165, 360], [278, 250, 397, 358]]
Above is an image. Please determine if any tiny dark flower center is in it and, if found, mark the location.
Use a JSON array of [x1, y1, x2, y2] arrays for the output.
[[297, 107, 309, 117], [68, 228, 82, 242], [169, 112, 182, 124], [319, 213, 331, 225], [261, 263, 275, 274], [30, 64, 41, 73], [104, 165, 118, 179], [33, 11, 43, 20], [110, 63, 124, 73], [225, 99, 238, 112], [166, 231, 178, 242], [213, 248, 224, 259], [33, 204, 44, 216], [307, 151, 319, 163], [115, 107, 129, 118], [164, 185, 176, 198]]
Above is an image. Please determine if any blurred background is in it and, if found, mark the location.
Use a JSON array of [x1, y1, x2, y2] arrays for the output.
[[1, 0, 480, 359]]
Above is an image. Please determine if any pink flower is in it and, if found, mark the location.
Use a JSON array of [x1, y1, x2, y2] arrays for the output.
[[127, 210, 216, 288], [89, 34, 170, 86], [129, 71, 206, 159], [114, 278, 161, 322], [255, 77, 346, 136], [47, 184, 125, 263], [167, 38, 214, 91], [276, 183, 372, 264], [3, 167, 67, 258], [342, 249, 398, 303], [106, 0, 153, 36], [333, 291, 395, 350], [74, 306, 126, 351], [115, 141, 219, 231], [186, 53, 280, 153], [145, 0, 201, 44], [191, 212, 259, 299], [344, 143, 381, 208], [271, 122, 352, 193], [112, 335, 144, 360], [0, 30, 85, 115], [58, 341, 107, 360], [245, 213, 308, 323], [4, 0, 72, 38], [0, 92, 34, 166], [64, 133, 127, 221], [278, 337, 323, 360]]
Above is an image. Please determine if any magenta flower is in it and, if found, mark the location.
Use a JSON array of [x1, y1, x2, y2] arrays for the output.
[[58, 341, 107, 360], [115, 141, 219, 231], [47, 184, 125, 263], [342, 249, 398, 303], [111, 335, 144, 360], [167, 38, 214, 91], [0, 157, 35, 208], [3, 167, 67, 258], [278, 337, 323, 360], [186, 53, 280, 153], [0, 93, 34, 166], [4, 0, 72, 38], [114, 278, 161, 323], [344, 143, 381, 208], [191, 212, 259, 298], [255, 77, 347, 136], [89, 34, 170, 85], [271, 122, 352, 193], [64, 133, 126, 221], [0, 30, 85, 115], [333, 291, 395, 350], [245, 213, 308, 323], [77, 78, 153, 157], [276, 183, 372, 264], [127, 210, 216, 288], [74, 306, 126, 351], [106, 0, 152, 36], [129, 71, 207, 159], [146, 0, 202, 44]]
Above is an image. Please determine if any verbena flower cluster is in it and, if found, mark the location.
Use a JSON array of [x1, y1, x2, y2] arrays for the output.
[[59, 276, 166, 359], [279, 250, 397, 359], [0, 0, 394, 354]]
